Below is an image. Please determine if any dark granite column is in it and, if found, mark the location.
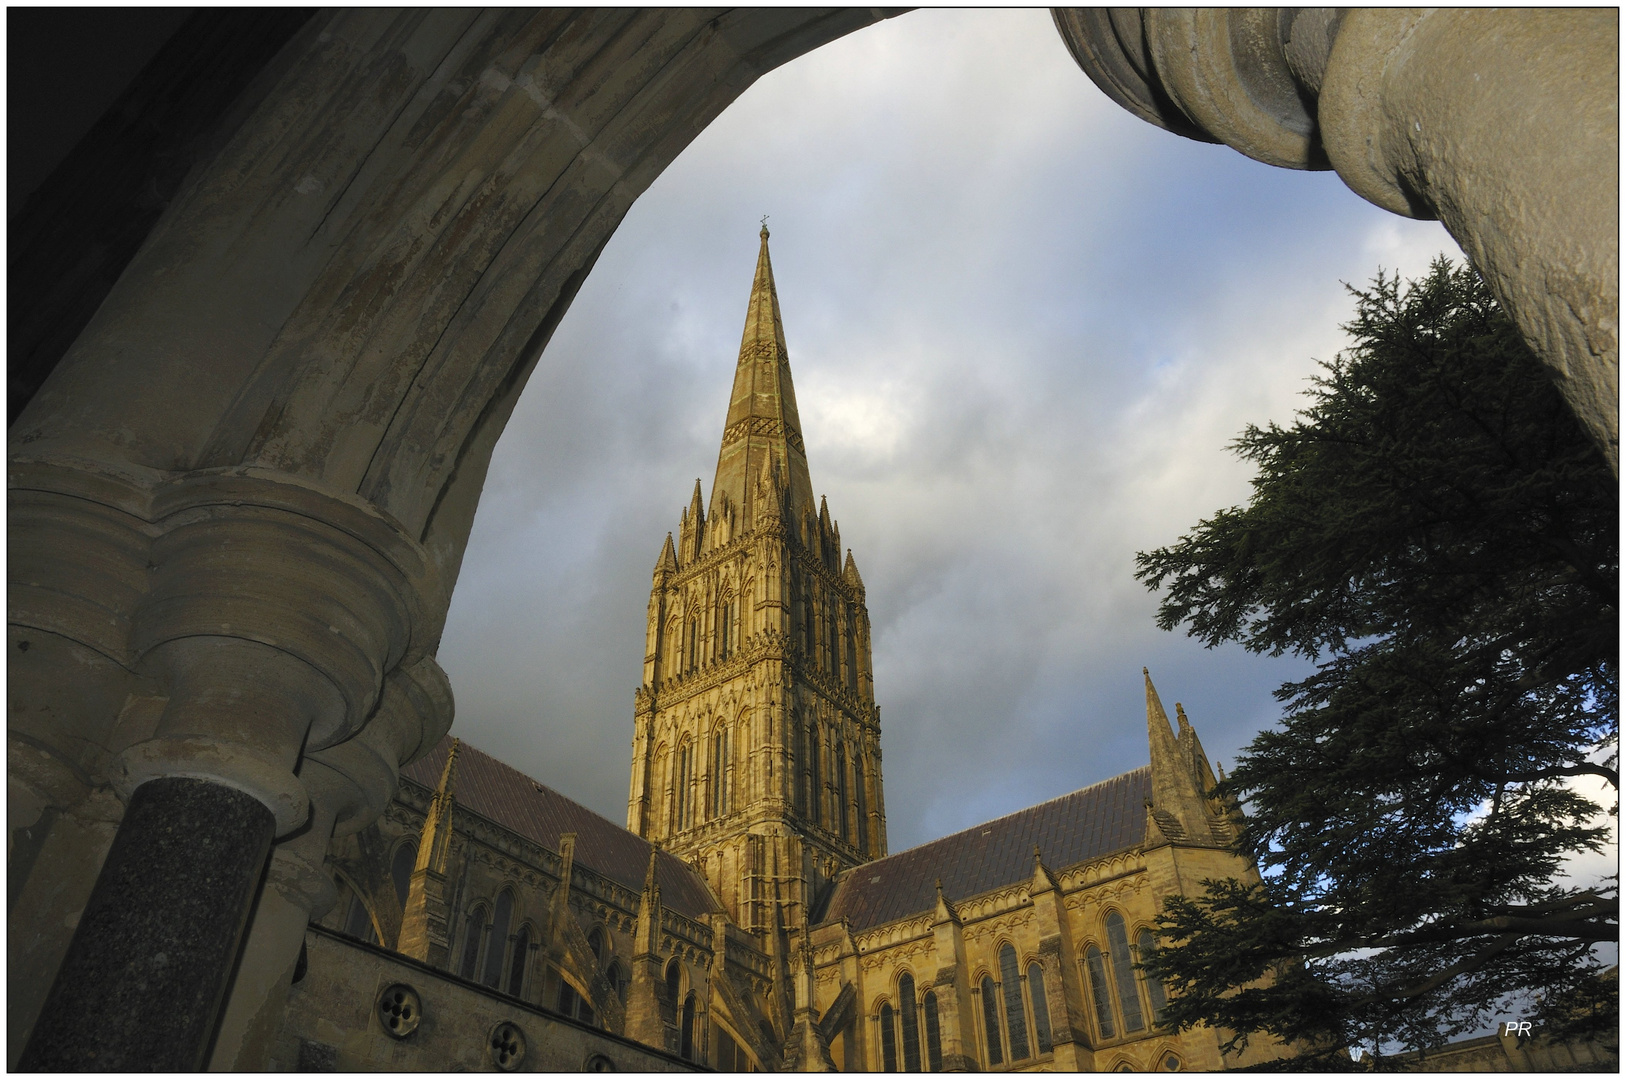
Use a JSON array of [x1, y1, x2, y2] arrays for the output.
[[19, 776, 275, 1070]]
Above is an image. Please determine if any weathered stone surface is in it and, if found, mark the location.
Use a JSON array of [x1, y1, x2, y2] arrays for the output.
[[275, 925, 700, 1072]]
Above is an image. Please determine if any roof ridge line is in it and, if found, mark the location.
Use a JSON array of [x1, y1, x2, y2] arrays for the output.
[[864, 765, 1152, 864]]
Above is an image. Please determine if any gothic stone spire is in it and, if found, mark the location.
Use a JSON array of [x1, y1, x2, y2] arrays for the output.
[[1143, 668, 1211, 842], [711, 226, 816, 530]]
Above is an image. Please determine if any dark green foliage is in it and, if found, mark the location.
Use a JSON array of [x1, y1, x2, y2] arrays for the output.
[[1134, 260, 1618, 1063]]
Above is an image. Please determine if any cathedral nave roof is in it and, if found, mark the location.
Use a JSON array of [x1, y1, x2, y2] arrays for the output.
[[402, 736, 722, 919], [817, 766, 1152, 931]]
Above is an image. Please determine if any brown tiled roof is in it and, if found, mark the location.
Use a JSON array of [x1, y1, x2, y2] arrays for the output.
[[401, 737, 721, 920], [820, 767, 1151, 931]]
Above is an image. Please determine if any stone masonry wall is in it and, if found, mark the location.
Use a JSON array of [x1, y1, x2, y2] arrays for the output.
[[272, 925, 699, 1072]]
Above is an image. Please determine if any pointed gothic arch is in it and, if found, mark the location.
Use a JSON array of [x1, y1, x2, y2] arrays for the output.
[[482, 888, 517, 989], [1103, 909, 1146, 1034], [458, 901, 490, 982]]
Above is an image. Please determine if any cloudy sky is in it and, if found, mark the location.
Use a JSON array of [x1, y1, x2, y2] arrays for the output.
[[437, 9, 1464, 851]]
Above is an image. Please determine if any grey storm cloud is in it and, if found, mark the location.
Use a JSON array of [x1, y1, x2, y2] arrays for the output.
[[435, 9, 1457, 850]]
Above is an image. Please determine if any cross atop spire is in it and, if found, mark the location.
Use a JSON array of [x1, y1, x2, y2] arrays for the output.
[[710, 226, 815, 528]]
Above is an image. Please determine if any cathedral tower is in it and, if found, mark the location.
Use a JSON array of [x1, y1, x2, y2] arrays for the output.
[[627, 227, 885, 938]]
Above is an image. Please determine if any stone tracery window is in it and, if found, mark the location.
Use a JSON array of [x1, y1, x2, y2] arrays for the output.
[[390, 840, 416, 910], [680, 993, 697, 1060], [483, 889, 514, 988], [835, 742, 850, 841], [898, 972, 921, 1072], [879, 1002, 898, 1071], [1028, 961, 1053, 1054], [1105, 912, 1145, 1033], [508, 923, 531, 998], [459, 903, 488, 980], [998, 943, 1031, 1061], [978, 975, 1004, 1066], [922, 989, 943, 1071], [1137, 928, 1169, 1024], [1084, 944, 1116, 1039], [661, 960, 681, 1029]]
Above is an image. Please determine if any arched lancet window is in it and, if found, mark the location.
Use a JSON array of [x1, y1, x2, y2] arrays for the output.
[[826, 594, 839, 677], [803, 588, 816, 659], [587, 926, 605, 964], [662, 960, 681, 1026], [680, 992, 697, 1061], [898, 972, 921, 1072], [664, 618, 681, 679], [922, 989, 943, 1072], [686, 614, 698, 671], [807, 723, 821, 826], [999, 943, 1031, 1061], [508, 923, 531, 997], [845, 605, 859, 690], [718, 595, 732, 660], [1106, 912, 1145, 1033], [459, 903, 488, 980], [1085, 945, 1117, 1039], [978, 976, 1003, 1066], [390, 841, 417, 909], [1028, 961, 1053, 1053], [712, 725, 730, 819], [854, 754, 868, 853], [836, 742, 850, 841], [483, 890, 514, 988], [879, 1002, 898, 1071], [606, 959, 629, 1003], [652, 743, 670, 829], [1137, 928, 1169, 1024], [676, 739, 693, 830]]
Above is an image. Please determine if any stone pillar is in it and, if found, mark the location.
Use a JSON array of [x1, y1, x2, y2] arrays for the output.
[[1053, 8, 1620, 472], [782, 934, 837, 1071], [1028, 850, 1093, 1070], [626, 847, 668, 1049], [19, 777, 273, 1070], [928, 883, 980, 1072]]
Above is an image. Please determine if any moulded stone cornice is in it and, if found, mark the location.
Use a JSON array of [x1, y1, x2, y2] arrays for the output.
[[852, 917, 933, 956], [642, 630, 796, 708]]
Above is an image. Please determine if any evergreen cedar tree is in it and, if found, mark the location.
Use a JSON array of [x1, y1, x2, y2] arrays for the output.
[[1133, 260, 1618, 1066]]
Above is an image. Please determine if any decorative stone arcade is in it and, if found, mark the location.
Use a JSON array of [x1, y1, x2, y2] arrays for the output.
[[7, 7, 1616, 1071]]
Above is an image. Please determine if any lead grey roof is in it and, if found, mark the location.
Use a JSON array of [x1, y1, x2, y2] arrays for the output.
[[820, 767, 1151, 931], [401, 737, 721, 920]]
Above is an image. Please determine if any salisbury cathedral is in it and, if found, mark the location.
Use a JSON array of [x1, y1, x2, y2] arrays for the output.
[[270, 230, 1282, 1071]]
